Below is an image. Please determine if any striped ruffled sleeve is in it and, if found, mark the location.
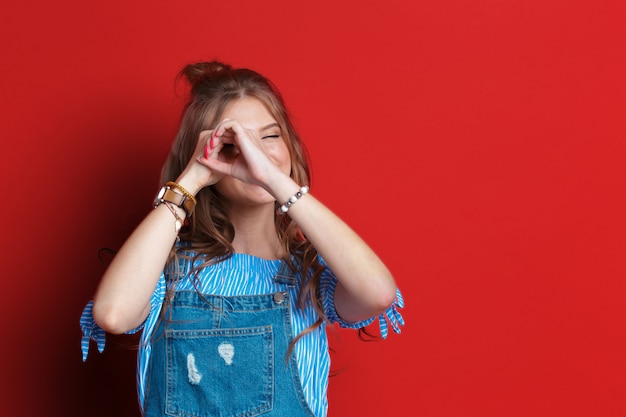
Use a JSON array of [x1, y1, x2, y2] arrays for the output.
[[80, 300, 106, 362], [79, 277, 167, 362], [319, 266, 405, 339]]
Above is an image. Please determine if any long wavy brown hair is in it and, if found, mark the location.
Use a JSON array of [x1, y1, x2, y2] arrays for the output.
[[159, 61, 326, 349]]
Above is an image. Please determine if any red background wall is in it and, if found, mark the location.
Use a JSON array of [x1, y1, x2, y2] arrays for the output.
[[1, 1, 624, 416]]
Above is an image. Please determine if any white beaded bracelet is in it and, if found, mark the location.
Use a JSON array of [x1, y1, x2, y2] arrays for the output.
[[278, 186, 309, 214]]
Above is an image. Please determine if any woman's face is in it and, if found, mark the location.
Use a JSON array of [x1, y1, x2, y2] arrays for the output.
[[212, 96, 291, 207]]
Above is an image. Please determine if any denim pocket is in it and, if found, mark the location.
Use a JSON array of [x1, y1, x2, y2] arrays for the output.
[[165, 325, 274, 417]]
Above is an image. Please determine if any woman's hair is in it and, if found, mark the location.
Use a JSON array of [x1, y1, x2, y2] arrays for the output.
[[160, 61, 326, 348]]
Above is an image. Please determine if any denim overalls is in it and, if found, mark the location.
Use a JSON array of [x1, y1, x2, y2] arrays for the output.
[[144, 262, 316, 417]]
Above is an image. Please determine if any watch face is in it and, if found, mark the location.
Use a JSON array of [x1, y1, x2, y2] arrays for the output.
[[154, 186, 166, 204]]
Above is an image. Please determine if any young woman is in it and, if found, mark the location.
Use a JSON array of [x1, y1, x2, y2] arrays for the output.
[[80, 61, 404, 417]]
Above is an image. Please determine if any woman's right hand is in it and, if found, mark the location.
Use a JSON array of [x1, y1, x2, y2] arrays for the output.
[[175, 129, 225, 195]]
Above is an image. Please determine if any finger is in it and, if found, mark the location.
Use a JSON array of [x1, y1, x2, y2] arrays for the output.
[[213, 118, 233, 140], [214, 119, 251, 145], [198, 129, 231, 161], [201, 140, 225, 161], [211, 126, 244, 161], [210, 140, 227, 159], [202, 155, 234, 177], [196, 130, 215, 160], [198, 129, 214, 146]]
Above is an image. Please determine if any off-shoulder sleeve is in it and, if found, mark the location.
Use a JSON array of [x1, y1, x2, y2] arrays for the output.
[[79, 275, 167, 362], [319, 265, 405, 339]]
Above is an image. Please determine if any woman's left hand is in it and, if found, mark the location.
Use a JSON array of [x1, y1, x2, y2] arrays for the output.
[[198, 118, 285, 189]]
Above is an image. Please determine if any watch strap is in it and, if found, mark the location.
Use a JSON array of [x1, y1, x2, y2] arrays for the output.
[[155, 187, 195, 217], [161, 188, 185, 207]]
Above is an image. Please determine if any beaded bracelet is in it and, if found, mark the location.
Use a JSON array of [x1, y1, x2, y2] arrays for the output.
[[277, 186, 309, 214]]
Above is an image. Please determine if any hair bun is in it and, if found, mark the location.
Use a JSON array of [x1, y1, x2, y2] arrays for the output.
[[181, 61, 233, 86]]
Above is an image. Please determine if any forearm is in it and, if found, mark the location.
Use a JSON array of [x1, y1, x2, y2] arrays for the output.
[[92, 203, 183, 333], [269, 177, 398, 322]]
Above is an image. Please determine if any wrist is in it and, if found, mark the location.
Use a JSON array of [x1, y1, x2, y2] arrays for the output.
[[277, 185, 309, 215], [263, 171, 300, 201], [154, 182, 196, 217], [161, 202, 185, 238], [173, 176, 202, 197]]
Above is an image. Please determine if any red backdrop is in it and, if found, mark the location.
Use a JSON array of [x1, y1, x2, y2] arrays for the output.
[[1, 1, 624, 416]]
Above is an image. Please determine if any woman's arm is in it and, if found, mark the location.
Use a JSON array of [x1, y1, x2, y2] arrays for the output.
[[203, 120, 398, 323], [91, 202, 184, 334], [93, 130, 219, 334], [270, 179, 398, 323]]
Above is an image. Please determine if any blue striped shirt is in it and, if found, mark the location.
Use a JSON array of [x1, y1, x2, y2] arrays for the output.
[[80, 253, 404, 417]]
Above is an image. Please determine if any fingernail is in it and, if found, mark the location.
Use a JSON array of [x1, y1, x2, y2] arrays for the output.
[[205, 145, 210, 159]]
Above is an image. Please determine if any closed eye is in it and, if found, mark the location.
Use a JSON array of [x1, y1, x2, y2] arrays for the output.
[[260, 122, 281, 139]]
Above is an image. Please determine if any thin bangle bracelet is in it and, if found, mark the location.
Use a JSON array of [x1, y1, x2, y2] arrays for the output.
[[162, 202, 183, 242]]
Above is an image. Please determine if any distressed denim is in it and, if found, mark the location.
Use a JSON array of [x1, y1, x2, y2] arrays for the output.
[[144, 262, 315, 417]]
